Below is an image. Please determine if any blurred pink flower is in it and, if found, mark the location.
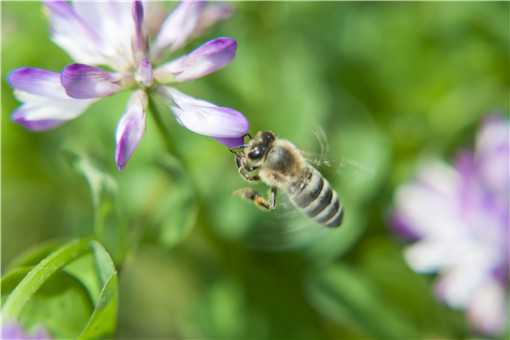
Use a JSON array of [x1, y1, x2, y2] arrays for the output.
[[392, 116, 509, 335]]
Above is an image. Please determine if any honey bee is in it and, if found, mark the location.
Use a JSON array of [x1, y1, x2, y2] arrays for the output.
[[232, 131, 344, 228]]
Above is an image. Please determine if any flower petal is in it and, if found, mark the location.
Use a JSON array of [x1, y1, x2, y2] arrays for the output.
[[115, 90, 147, 170], [434, 258, 490, 308], [12, 107, 66, 131], [8, 67, 67, 99], [393, 161, 461, 240], [71, 0, 135, 70], [151, 0, 205, 58], [154, 37, 237, 83], [131, 0, 147, 61], [390, 212, 421, 241], [8, 68, 96, 131], [1, 321, 51, 340], [157, 87, 248, 146], [44, 0, 108, 66], [192, 2, 233, 39], [135, 58, 153, 87], [467, 279, 507, 335], [61, 64, 121, 99], [213, 136, 245, 148], [476, 116, 510, 202]]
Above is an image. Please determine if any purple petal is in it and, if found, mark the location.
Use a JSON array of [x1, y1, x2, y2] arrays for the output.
[[1, 322, 26, 339], [131, 0, 147, 60], [115, 90, 147, 170], [157, 86, 249, 143], [213, 136, 245, 148], [61, 64, 121, 99], [390, 212, 421, 241], [476, 115, 510, 202], [12, 108, 65, 131], [8, 67, 66, 99], [192, 3, 233, 39], [1, 321, 51, 340], [135, 58, 153, 87], [154, 37, 237, 83], [151, 0, 206, 58], [9, 67, 96, 131]]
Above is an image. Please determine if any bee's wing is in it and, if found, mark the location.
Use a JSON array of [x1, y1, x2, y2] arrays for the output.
[[302, 126, 376, 179], [301, 126, 333, 168], [240, 194, 336, 252]]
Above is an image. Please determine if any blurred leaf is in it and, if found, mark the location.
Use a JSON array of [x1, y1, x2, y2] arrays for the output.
[[196, 279, 245, 339], [141, 155, 198, 249], [1, 238, 91, 320], [307, 264, 418, 339], [78, 241, 118, 340], [2, 267, 94, 338], [7, 239, 65, 270], [64, 150, 127, 263], [1, 239, 119, 339], [357, 237, 468, 337], [1, 267, 33, 296]]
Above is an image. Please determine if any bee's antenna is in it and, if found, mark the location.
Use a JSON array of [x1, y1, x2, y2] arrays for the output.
[[244, 133, 252, 140], [229, 146, 245, 155]]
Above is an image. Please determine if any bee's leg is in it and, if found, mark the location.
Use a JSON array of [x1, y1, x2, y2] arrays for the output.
[[234, 187, 277, 211], [236, 157, 260, 182], [269, 187, 277, 209], [239, 168, 260, 182]]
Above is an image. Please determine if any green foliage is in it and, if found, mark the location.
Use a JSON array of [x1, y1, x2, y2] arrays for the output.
[[307, 264, 418, 339], [1, 240, 118, 339], [64, 151, 128, 264]]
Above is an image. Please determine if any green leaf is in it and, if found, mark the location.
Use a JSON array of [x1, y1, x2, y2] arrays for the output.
[[78, 241, 118, 339], [2, 239, 119, 339], [1, 267, 33, 297], [307, 264, 418, 339], [2, 267, 94, 338], [7, 239, 65, 270], [2, 238, 91, 320]]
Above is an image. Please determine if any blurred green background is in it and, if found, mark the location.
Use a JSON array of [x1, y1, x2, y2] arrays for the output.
[[2, 1, 509, 339]]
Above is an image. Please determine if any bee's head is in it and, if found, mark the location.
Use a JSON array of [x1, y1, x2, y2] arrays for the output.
[[241, 131, 276, 168]]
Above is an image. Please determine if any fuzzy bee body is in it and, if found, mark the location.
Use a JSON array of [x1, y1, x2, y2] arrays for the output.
[[233, 131, 343, 228]]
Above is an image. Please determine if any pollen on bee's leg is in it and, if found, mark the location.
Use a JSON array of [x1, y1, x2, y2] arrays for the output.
[[233, 187, 257, 200], [233, 188, 272, 210]]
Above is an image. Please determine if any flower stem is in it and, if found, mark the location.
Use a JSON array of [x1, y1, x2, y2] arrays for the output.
[[147, 94, 178, 156], [147, 92, 234, 262]]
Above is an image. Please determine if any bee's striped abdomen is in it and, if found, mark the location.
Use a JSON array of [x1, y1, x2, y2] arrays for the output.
[[290, 168, 344, 228]]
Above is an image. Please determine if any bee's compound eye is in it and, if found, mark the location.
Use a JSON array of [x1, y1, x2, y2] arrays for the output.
[[261, 132, 275, 143], [248, 147, 263, 160]]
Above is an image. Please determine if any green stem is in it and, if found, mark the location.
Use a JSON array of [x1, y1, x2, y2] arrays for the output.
[[147, 93, 233, 261], [147, 95, 178, 156]]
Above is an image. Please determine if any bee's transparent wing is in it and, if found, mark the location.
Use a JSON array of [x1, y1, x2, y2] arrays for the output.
[[240, 196, 336, 252], [301, 126, 332, 168]]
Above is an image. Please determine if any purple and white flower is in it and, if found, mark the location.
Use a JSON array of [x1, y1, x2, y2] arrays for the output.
[[392, 116, 509, 335], [8, 0, 248, 170]]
